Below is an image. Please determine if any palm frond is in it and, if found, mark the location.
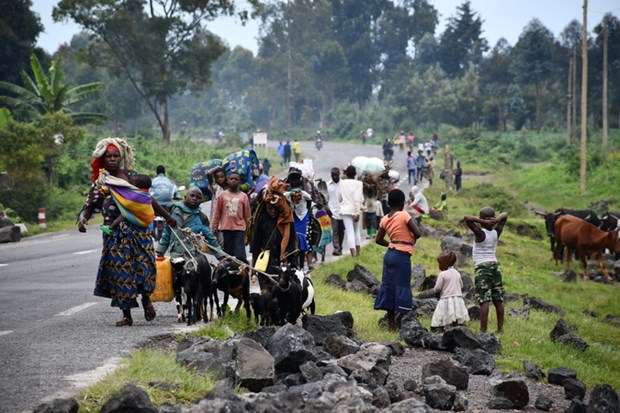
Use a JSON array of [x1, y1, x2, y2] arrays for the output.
[[29, 54, 53, 111], [69, 112, 108, 126], [64, 82, 104, 106]]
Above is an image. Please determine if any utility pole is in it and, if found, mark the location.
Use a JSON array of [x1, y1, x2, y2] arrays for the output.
[[580, 0, 588, 193], [602, 14, 609, 148], [566, 54, 572, 146]]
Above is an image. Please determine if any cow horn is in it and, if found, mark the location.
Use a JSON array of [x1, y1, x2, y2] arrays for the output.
[[535, 211, 546, 217], [553, 211, 562, 216], [585, 214, 591, 220]]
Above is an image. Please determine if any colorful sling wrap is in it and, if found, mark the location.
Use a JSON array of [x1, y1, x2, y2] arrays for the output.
[[222, 148, 260, 192], [97, 171, 155, 227]]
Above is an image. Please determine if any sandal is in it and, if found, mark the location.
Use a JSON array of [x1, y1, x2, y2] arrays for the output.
[[142, 298, 156, 322], [115, 317, 133, 327]]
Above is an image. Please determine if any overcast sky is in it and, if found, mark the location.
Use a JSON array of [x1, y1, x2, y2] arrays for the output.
[[33, 0, 620, 56]]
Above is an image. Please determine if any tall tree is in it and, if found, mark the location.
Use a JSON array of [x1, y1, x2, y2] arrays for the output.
[[0, 53, 105, 125], [560, 20, 582, 143], [331, 0, 387, 109], [0, 0, 44, 85], [53, 0, 260, 144], [510, 19, 557, 132], [408, 0, 438, 50], [479, 39, 514, 131], [438, 1, 488, 78]]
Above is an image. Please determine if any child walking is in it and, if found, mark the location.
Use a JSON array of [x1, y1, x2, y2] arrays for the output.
[[374, 189, 422, 331], [212, 172, 251, 261], [431, 251, 470, 331], [464, 207, 508, 333], [314, 194, 333, 263]]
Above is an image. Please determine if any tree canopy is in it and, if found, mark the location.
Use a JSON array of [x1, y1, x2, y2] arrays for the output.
[[53, 0, 261, 144]]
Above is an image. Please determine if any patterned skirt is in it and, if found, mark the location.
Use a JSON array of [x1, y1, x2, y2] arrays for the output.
[[94, 222, 156, 310]]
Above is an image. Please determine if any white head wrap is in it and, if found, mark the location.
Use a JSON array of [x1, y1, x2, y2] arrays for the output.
[[92, 137, 135, 171]]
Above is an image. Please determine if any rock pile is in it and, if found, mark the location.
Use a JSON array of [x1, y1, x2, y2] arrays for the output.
[[34, 311, 619, 412]]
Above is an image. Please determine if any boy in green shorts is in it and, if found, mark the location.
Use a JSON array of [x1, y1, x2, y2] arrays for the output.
[[464, 207, 508, 333]]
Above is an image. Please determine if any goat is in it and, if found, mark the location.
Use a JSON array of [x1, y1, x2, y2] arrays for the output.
[[250, 283, 280, 326], [213, 259, 252, 319], [171, 254, 215, 325]]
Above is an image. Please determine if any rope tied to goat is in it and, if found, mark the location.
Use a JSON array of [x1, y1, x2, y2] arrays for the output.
[[169, 227, 298, 285]]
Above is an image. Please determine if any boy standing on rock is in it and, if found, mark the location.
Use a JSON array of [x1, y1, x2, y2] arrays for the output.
[[464, 207, 508, 334]]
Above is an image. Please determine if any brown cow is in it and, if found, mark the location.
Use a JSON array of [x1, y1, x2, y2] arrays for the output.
[[554, 215, 620, 281]]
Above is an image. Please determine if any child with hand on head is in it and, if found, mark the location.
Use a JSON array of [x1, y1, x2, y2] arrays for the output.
[[374, 189, 422, 331], [431, 251, 470, 332], [464, 207, 508, 333]]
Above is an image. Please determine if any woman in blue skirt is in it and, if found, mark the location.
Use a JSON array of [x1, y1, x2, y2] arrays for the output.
[[374, 189, 422, 331]]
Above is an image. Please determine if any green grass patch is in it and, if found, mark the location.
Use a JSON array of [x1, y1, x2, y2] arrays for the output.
[[77, 349, 218, 411]]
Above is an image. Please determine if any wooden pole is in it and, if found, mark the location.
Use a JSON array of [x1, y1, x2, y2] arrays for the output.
[[602, 14, 609, 148], [580, 0, 588, 193], [566, 54, 572, 145], [572, 48, 578, 144]]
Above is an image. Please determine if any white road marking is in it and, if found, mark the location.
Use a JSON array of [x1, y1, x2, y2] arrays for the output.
[[0, 330, 13, 336], [55, 302, 97, 316], [0, 263, 8, 267], [52, 234, 70, 240], [74, 249, 98, 255]]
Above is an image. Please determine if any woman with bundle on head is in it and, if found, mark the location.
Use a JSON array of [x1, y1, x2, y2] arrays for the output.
[[77, 138, 175, 327]]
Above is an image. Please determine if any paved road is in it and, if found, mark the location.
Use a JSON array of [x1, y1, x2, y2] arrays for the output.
[[0, 140, 415, 413]]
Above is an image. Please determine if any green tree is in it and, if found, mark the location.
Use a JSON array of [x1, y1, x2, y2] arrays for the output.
[[592, 14, 620, 128], [438, 1, 488, 78], [53, 0, 260, 144], [0, 0, 44, 85], [0, 112, 85, 221], [0, 53, 105, 125], [480, 39, 515, 131], [331, 0, 387, 109], [408, 0, 439, 49], [510, 19, 557, 132]]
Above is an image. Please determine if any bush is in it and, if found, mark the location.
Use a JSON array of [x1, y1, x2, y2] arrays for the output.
[[460, 184, 528, 218], [0, 176, 48, 222], [45, 186, 85, 221]]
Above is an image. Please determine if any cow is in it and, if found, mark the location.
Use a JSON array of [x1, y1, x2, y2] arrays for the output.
[[213, 259, 252, 319], [553, 214, 620, 281], [171, 254, 215, 325], [599, 212, 619, 232], [537, 208, 600, 253]]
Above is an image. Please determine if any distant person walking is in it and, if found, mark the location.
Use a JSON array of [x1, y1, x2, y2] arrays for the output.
[[415, 149, 426, 183], [454, 161, 463, 191], [283, 141, 292, 165], [338, 165, 364, 257], [406, 151, 417, 185], [292, 139, 302, 162], [327, 167, 344, 256], [277, 142, 286, 166]]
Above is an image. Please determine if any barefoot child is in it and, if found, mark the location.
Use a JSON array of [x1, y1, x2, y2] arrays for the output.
[[374, 189, 422, 331], [464, 207, 508, 333], [431, 251, 470, 331]]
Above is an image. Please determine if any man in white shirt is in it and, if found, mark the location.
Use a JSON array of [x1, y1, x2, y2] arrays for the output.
[[327, 167, 344, 256]]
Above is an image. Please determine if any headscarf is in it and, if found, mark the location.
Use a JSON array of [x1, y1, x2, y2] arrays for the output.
[[90, 137, 136, 182], [263, 176, 294, 257]]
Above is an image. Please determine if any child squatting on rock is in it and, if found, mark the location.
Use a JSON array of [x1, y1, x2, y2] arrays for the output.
[[373, 189, 422, 331], [430, 251, 470, 332]]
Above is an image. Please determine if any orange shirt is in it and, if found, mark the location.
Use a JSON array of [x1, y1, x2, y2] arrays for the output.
[[380, 211, 415, 254]]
